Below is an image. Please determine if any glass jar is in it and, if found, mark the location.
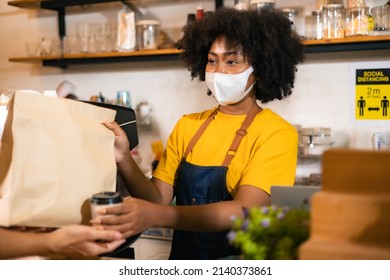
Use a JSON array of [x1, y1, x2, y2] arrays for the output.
[[345, 6, 369, 37], [322, 4, 345, 39], [371, 6, 390, 31], [135, 20, 160, 50], [249, 0, 275, 11], [316, 0, 344, 11], [282, 8, 297, 26], [117, 90, 132, 108], [347, 0, 366, 8], [305, 11, 322, 39]]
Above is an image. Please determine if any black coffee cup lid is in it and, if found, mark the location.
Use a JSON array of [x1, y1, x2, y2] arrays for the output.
[[90, 191, 123, 205]]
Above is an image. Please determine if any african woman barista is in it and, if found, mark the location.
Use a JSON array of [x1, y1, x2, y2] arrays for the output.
[[98, 7, 305, 260]]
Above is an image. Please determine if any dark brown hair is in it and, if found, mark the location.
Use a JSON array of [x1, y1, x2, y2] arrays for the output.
[[176, 8, 305, 103]]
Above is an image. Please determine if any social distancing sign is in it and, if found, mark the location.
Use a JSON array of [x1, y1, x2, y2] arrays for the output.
[[355, 68, 390, 120]]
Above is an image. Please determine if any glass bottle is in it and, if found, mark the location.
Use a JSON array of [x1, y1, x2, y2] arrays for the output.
[[187, 13, 196, 26]]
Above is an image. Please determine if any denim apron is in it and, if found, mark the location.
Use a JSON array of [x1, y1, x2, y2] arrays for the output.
[[169, 105, 260, 260]]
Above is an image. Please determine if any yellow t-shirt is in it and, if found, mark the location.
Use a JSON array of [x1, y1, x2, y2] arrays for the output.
[[153, 107, 298, 195]]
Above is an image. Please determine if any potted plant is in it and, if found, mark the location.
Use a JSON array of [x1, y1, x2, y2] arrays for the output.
[[228, 205, 310, 260]]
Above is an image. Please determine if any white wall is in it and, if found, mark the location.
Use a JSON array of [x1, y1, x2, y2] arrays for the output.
[[1, 0, 389, 173]]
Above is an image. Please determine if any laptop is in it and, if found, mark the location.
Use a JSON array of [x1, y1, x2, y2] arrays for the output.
[[270, 185, 321, 209]]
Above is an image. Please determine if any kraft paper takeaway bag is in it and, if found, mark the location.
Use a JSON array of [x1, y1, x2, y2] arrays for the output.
[[0, 90, 117, 227]]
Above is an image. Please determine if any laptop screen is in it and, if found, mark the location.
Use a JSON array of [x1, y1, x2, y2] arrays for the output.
[[270, 185, 321, 209]]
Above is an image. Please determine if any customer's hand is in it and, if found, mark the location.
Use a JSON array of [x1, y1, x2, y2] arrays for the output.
[[103, 121, 130, 164], [91, 197, 160, 239], [8, 226, 55, 233], [47, 225, 125, 258]]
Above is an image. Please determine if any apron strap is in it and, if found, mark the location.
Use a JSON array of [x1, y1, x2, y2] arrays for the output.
[[221, 104, 261, 167], [183, 108, 218, 159], [183, 105, 261, 166]]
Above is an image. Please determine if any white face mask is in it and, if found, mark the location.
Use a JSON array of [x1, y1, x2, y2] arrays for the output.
[[205, 66, 254, 106]]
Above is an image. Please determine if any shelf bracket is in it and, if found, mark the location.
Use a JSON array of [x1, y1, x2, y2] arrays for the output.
[[121, 0, 145, 19], [58, 7, 66, 38], [39, 2, 66, 38]]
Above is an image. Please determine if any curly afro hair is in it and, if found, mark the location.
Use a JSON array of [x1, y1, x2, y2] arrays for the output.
[[176, 7, 305, 103]]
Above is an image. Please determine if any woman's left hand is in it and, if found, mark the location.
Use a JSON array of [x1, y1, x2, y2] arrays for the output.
[[47, 225, 125, 258], [90, 197, 160, 239]]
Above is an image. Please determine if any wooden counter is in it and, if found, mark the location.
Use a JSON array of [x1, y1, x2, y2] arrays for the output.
[[299, 148, 390, 260]]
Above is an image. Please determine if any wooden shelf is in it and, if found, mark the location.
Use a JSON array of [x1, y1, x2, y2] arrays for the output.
[[8, 0, 41, 8], [303, 35, 390, 53], [7, 0, 214, 9], [9, 48, 183, 67], [9, 36, 390, 67], [304, 35, 390, 45], [9, 48, 183, 61]]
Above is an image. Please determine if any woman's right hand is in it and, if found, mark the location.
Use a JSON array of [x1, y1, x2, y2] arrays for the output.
[[90, 197, 163, 239], [103, 121, 130, 164]]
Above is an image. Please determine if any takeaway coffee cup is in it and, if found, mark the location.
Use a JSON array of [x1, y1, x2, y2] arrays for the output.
[[90, 191, 123, 219]]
